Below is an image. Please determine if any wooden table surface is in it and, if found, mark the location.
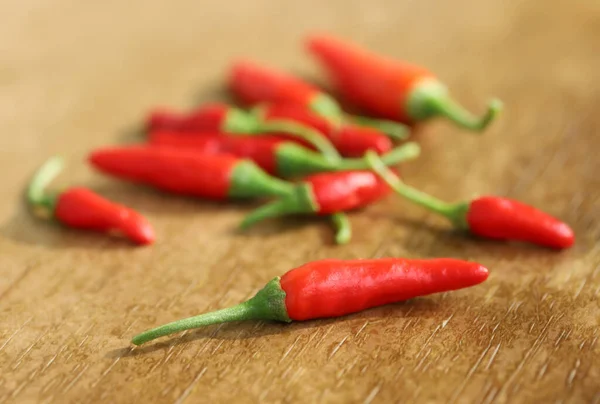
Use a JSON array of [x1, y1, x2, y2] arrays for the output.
[[1, 0, 599, 403]]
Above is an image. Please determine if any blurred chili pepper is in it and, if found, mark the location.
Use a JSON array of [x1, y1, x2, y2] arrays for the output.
[[149, 131, 420, 178], [131, 257, 489, 345], [229, 59, 409, 139], [89, 146, 295, 200], [307, 34, 502, 131], [147, 103, 341, 161], [365, 151, 574, 249], [28, 157, 155, 245]]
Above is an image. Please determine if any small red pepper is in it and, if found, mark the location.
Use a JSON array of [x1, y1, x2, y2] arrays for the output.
[[257, 103, 395, 157], [238, 143, 420, 243], [131, 257, 489, 345], [89, 146, 295, 200], [149, 131, 420, 178], [147, 103, 341, 161], [365, 151, 575, 249], [307, 34, 502, 131], [28, 157, 155, 245], [228, 59, 409, 139]]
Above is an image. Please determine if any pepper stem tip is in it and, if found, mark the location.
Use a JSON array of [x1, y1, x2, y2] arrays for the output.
[[27, 156, 64, 210]]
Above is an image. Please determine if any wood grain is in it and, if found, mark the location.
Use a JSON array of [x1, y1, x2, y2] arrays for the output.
[[1, 0, 599, 402]]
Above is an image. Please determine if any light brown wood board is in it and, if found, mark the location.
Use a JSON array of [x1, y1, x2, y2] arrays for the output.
[[0, 0, 599, 403]]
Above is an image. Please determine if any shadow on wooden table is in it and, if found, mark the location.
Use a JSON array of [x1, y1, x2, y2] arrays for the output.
[[106, 298, 438, 358]]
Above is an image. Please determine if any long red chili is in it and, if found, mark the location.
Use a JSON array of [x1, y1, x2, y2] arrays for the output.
[[307, 34, 502, 131], [89, 146, 295, 200], [147, 103, 341, 161], [28, 157, 155, 245], [238, 145, 420, 243], [149, 131, 420, 178], [131, 257, 489, 345], [365, 151, 575, 249], [228, 59, 409, 139]]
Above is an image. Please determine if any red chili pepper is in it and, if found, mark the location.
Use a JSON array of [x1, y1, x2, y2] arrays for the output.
[[238, 143, 420, 243], [365, 151, 575, 249], [147, 103, 341, 161], [149, 130, 420, 178], [229, 59, 410, 139], [307, 34, 502, 131], [89, 146, 295, 200], [258, 103, 394, 157], [27, 157, 155, 245], [131, 257, 489, 345], [230, 59, 341, 122]]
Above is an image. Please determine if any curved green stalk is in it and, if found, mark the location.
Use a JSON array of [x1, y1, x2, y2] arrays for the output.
[[276, 142, 420, 178], [407, 79, 503, 131], [349, 115, 410, 140], [331, 213, 351, 244], [336, 142, 420, 171], [132, 278, 291, 345], [27, 156, 63, 210], [259, 119, 341, 162], [309, 93, 343, 127], [364, 151, 469, 228]]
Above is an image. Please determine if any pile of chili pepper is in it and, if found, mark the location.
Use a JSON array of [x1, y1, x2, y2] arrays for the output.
[[25, 33, 577, 345]]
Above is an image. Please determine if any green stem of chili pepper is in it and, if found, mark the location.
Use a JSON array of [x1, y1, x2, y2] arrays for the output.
[[407, 80, 503, 131], [277, 141, 420, 178], [227, 107, 341, 161], [27, 156, 63, 210], [348, 116, 410, 140], [131, 278, 290, 345], [309, 93, 344, 126], [258, 120, 341, 162], [364, 150, 469, 228], [331, 212, 351, 244]]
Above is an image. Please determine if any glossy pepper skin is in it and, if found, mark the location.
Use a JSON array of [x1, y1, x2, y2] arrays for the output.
[[307, 34, 502, 131], [149, 131, 420, 178], [28, 157, 154, 245], [131, 258, 489, 345], [259, 103, 393, 157], [229, 59, 342, 122], [365, 151, 575, 249], [147, 103, 341, 161], [465, 197, 574, 249], [89, 146, 295, 200]]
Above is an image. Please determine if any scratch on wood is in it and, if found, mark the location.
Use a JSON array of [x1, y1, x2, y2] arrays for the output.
[[62, 363, 89, 392], [0, 317, 32, 353], [329, 336, 349, 359], [449, 337, 494, 404], [174, 367, 207, 404], [354, 321, 369, 338], [416, 325, 441, 358], [363, 383, 382, 404], [496, 315, 556, 401], [485, 343, 501, 371], [566, 359, 580, 387], [414, 348, 431, 372], [279, 335, 301, 363], [91, 354, 123, 388]]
